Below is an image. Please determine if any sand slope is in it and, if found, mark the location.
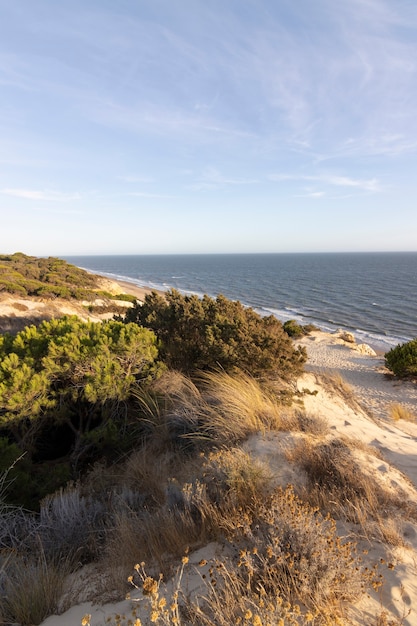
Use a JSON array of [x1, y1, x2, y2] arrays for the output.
[[37, 329, 417, 626], [1, 282, 416, 625]]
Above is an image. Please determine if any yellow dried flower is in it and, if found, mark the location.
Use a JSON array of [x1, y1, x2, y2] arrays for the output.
[[244, 609, 252, 620], [150, 611, 159, 623], [143, 576, 158, 595], [182, 555, 189, 564], [81, 615, 91, 626], [134, 620, 142, 626], [158, 597, 167, 609], [252, 616, 262, 626]]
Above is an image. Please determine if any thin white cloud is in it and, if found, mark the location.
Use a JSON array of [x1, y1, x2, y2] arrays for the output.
[[268, 173, 382, 193], [1, 188, 82, 201]]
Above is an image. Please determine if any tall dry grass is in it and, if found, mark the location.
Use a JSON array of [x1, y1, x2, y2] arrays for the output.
[[198, 371, 284, 443], [287, 435, 415, 547], [389, 403, 416, 423], [0, 551, 70, 625]]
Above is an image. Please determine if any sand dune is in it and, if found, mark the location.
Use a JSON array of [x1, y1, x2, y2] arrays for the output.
[[37, 327, 417, 626], [2, 281, 416, 625]]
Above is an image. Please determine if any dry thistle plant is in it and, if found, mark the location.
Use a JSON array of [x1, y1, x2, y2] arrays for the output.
[[227, 486, 382, 615]]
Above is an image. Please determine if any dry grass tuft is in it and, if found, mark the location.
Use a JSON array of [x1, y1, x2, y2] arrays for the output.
[[198, 371, 284, 443], [200, 448, 273, 511], [289, 410, 330, 436], [389, 403, 417, 423], [133, 370, 288, 450], [0, 552, 69, 625], [287, 435, 414, 547]]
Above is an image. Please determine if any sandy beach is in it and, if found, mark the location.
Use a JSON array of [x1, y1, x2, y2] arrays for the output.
[[296, 329, 417, 421]]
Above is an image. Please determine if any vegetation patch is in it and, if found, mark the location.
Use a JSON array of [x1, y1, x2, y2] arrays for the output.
[[385, 338, 417, 378], [124, 289, 306, 379]]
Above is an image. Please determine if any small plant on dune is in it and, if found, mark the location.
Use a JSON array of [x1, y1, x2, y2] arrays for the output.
[[38, 485, 106, 565], [230, 486, 379, 614], [201, 448, 273, 511], [385, 338, 417, 378], [287, 436, 413, 541], [0, 550, 69, 625], [389, 403, 416, 422], [290, 410, 329, 436], [283, 319, 318, 338]]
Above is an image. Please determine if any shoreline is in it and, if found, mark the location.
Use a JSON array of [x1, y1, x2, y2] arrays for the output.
[[111, 275, 417, 421], [105, 274, 401, 354], [296, 329, 417, 421]]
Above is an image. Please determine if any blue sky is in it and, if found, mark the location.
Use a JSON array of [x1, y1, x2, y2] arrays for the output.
[[1, 0, 417, 255]]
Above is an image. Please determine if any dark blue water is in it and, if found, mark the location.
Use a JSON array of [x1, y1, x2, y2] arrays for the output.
[[64, 253, 417, 352]]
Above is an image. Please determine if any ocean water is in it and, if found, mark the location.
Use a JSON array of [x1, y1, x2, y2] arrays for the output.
[[64, 252, 417, 352]]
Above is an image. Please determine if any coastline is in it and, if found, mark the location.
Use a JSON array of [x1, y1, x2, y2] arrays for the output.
[[111, 275, 417, 424], [295, 329, 417, 422]]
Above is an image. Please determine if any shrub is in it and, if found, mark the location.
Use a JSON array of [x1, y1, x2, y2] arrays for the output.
[[229, 486, 376, 610], [385, 339, 417, 377], [124, 290, 306, 379], [0, 553, 69, 625], [38, 486, 106, 564], [283, 319, 306, 338], [0, 317, 162, 469]]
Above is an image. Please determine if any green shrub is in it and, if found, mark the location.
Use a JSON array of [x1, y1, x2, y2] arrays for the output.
[[0, 317, 162, 480], [283, 319, 305, 338], [385, 338, 417, 377], [0, 253, 106, 299], [283, 319, 318, 338], [0, 281, 27, 295], [124, 290, 306, 380]]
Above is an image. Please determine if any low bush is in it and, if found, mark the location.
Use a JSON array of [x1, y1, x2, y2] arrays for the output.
[[38, 486, 106, 564], [385, 338, 417, 378], [124, 290, 306, 380]]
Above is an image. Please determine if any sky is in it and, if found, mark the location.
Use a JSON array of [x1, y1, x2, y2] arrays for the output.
[[1, 0, 417, 256]]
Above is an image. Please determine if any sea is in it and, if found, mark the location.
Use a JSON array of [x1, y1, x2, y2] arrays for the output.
[[64, 252, 417, 353]]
